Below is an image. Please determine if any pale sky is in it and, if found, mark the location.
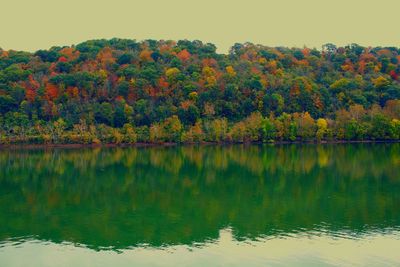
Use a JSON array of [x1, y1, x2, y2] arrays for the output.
[[1, 0, 399, 53]]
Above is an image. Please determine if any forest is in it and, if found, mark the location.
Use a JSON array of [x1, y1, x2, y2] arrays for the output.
[[0, 39, 399, 144]]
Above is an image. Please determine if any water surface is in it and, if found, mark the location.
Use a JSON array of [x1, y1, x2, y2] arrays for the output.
[[0, 144, 399, 266]]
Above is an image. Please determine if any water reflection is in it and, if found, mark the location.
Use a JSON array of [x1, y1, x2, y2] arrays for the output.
[[1, 228, 400, 267], [0, 144, 399, 251]]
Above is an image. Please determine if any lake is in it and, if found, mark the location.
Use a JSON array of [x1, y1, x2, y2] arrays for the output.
[[0, 144, 399, 266]]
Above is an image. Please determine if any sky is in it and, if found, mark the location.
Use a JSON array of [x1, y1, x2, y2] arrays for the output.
[[1, 0, 399, 53]]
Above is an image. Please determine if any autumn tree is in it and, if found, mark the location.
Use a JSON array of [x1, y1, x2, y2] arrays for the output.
[[296, 112, 316, 140]]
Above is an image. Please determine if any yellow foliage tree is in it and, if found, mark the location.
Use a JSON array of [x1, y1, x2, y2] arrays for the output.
[[316, 118, 328, 141], [226, 66, 236, 77]]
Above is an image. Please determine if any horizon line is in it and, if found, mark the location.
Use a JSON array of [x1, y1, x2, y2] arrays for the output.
[[1, 38, 400, 54]]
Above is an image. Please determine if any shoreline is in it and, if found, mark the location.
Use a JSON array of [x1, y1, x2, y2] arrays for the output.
[[0, 139, 398, 150]]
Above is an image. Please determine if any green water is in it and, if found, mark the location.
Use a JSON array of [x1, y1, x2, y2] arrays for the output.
[[0, 144, 399, 266]]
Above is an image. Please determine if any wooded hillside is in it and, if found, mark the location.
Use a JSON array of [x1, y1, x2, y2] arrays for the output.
[[0, 39, 399, 143]]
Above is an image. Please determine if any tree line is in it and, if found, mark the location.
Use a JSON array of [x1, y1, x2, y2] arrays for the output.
[[0, 39, 399, 144]]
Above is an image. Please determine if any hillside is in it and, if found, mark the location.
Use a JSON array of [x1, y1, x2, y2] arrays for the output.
[[0, 39, 399, 144]]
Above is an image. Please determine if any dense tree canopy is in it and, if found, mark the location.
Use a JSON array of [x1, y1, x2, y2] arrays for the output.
[[0, 39, 399, 144]]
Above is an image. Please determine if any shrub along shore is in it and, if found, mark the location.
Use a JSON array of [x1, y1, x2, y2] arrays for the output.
[[1, 104, 399, 145]]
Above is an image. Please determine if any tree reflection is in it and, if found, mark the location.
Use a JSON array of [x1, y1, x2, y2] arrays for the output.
[[0, 144, 399, 250]]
